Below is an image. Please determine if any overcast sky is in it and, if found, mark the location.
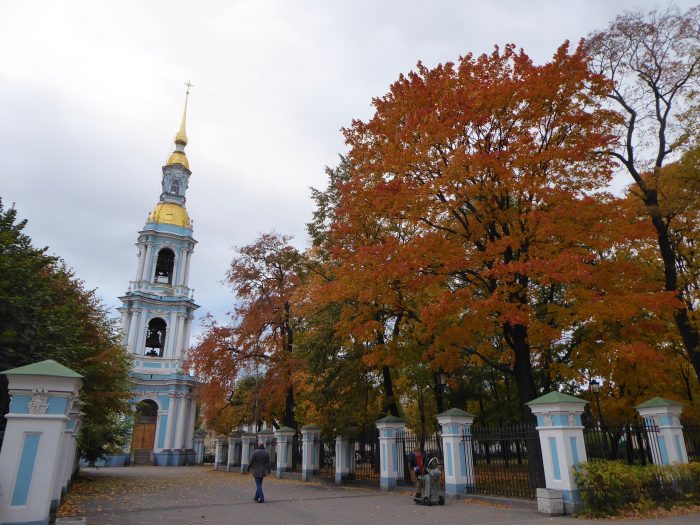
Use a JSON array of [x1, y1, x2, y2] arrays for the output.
[[1, 0, 695, 340]]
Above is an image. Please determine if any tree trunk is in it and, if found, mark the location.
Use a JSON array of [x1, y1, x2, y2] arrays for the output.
[[504, 322, 538, 423], [646, 193, 700, 382], [283, 301, 295, 428], [382, 366, 399, 417]]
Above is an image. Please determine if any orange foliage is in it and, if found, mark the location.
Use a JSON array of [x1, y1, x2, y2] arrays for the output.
[[324, 41, 679, 413]]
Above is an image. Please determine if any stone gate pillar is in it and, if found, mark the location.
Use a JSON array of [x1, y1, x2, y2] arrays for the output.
[[226, 431, 241, 471], [0, 360, 82, 525], [214, 435, 228, 470], [436, 408, 475, 497], [61, 399, 84, 493], [193, 429, 206, 465], [54, 399, 84, 507], [240, 432, 255, 473], [275, 426, 296, 477], [375, 415, 406, 491], [334, 435, 352, 484], [527, 392, 588, 515], [636, 397, 689, 464], [301, 425, 321, 481]]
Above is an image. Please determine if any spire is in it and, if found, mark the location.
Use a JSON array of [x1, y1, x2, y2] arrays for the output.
[[166, 81, 192, 169], [174, 81, 192, 146]]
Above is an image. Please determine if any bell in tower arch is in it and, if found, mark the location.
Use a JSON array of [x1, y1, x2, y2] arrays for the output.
[[144, 318, 167, 357]]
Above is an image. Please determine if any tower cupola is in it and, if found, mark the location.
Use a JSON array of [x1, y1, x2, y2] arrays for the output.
[[158, 82, 192, 211]]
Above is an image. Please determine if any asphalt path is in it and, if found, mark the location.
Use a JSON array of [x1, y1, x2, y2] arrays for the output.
[[67, 466, 700, 525]]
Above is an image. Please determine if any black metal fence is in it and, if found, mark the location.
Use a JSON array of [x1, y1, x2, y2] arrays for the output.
[[582, 415, 661, 465], [681, 416, 700, 463], [463, 422, 545, 499], [396, 431, 443, 487]]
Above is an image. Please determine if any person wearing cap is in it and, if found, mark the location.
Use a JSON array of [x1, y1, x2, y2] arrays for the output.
[[248, 442, 271, 503]]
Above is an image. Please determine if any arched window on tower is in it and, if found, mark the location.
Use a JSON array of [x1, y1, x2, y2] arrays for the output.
[[154, 248, 175, 284], [144, 318, 167, 357], [170, 180, 180, 194]]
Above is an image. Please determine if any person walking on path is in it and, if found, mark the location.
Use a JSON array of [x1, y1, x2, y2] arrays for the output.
[[248, 442, 271, 503]]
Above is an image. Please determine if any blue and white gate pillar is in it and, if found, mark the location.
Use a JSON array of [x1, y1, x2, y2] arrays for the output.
[[275, 427, 296, 477], [0, 360, 82, 525], [375, 416, 406, 491], [214, 435, 228, 471], [240, 432, 255, 473], [54, 399, 83, 506], [193, 429, 206, 465], [301, 425, 321, 481], [636, 397, 689, 464], [334, 435, 352, 484], [436, 408, 475, 497], [226, 431, 242, 471], [61, 399, 84, 493], [527, 392, 588, 515]]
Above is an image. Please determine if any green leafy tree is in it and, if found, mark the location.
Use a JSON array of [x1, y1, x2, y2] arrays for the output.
[[0, 199, 132, 459]]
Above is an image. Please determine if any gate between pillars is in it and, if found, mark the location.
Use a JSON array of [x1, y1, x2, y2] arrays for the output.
[[582, 413, 662, 465], [319, 440, 336, 481], [462, 422, 545, 499], [350, 432, 380, 483], [396, 431, 444, 488]]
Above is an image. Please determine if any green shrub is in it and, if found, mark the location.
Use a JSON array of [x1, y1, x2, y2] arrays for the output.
[[572, 461, 700, 516]]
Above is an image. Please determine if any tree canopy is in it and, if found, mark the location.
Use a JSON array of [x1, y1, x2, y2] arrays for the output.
[[190, 11, 700, 435], [0, 199, 132, 460]]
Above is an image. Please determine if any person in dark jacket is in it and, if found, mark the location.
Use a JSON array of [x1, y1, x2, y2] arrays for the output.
[[248, 442, 271, 503]]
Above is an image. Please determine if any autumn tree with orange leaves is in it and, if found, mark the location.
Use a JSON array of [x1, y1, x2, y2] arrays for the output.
[[335, 41, 678, 421], [187, 232, 302, 430]]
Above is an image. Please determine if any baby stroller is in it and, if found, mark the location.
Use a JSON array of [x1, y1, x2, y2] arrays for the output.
[[413, 457, 445, 506]]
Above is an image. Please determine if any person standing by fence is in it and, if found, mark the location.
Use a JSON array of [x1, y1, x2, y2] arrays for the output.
[[248, 442, 271, 503]]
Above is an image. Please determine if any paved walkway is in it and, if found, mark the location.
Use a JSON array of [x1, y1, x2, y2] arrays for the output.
[[64, 466, 700, 525]]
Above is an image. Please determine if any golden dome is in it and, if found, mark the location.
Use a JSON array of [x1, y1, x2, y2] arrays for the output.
[[166, 150, 189, 169], [148, 202, 191, 228]]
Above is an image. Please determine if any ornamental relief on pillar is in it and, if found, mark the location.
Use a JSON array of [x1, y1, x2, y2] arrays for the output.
[[543, 414, 553, 426], [567, 412, 576, 426], [28, 389, 50, 414]]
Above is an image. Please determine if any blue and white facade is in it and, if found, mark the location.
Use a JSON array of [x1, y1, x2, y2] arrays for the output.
[[117, 94, 199, 465]]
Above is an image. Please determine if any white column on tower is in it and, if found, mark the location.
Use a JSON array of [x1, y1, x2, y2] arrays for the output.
[[127, 309, 141, 353], [183, 316, 192, 351], [174, 395, 188, 449], [175, 314, 185, 358], [185, 397, 196, 448], [176, 248, 186, 286], [146, 243, 157, 283], [183, 249, 192, 286], [135, 243, 146, 281], [141, 242, 153, 282], [164, 394, 177, 449]]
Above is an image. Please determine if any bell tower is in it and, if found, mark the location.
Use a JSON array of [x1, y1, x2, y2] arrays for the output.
[[118, 84, 199, 466]]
